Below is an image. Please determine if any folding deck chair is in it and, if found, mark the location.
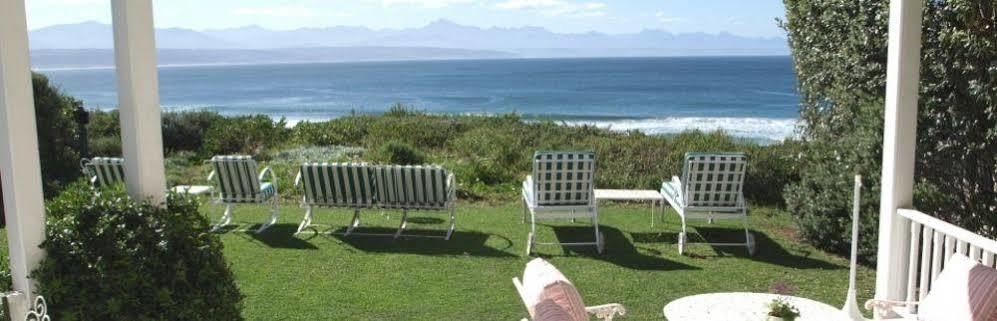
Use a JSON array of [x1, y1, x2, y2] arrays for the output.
[[373, 164, 457, 240], [661, 152, 754, 255], [522, 151, 602, 255], [207, 155, 280, 233], [80, 157, 125, 188], [294, 162, 377, 235]]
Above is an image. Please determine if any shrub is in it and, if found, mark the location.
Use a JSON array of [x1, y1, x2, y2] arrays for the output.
[[88, 135, 122, 157], [33, 184, 244, 321], [31, 73, 82, 197], [364, 113, 466, 150], [291, 118, 369, 147], [162, 110, 225, 154], [203, 115, 289, 156], [372, 141, 427, 165]]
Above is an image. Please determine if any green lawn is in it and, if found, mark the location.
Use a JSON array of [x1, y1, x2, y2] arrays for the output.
[[207, 203, 875, 321]]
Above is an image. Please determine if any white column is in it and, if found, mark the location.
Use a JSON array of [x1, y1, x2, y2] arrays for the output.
[[876, 0, 923, 315], [0, 0, 48, 316], [111, 0, 167, 203]]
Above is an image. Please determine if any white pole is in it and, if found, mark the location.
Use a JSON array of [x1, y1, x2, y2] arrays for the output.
[[0, 0, 48, 316], [111, 0, 167, 203], [876, 0, 923, 317], [844, 175, 864, 320]]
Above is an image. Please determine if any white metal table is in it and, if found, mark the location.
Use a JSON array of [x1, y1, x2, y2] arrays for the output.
[[663, 292, 851, 321], [171, 185, 213, 195], [594, 189, 664, 227]]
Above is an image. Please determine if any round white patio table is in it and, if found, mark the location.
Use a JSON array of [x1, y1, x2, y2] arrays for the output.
[[663, 292, 850, 321]]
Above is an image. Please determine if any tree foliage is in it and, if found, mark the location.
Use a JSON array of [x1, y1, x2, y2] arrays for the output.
[[31, 73, 82, 197], [782, 0, 997, 260]]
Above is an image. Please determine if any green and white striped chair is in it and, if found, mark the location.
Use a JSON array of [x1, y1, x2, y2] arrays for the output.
[[521, 151, 602, 255], [80, 157, 125, 188], [293, 162, 377, 235], [207, 155, 280, 233], [661, 152, 754, 255], [373, 165, 456, 240]]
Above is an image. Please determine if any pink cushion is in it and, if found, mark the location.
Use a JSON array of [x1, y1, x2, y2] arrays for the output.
[[919, 255, 997, 321], [533, 299, 576, 321], [522, 258, 572, 311], [536, 281, 588, 321]]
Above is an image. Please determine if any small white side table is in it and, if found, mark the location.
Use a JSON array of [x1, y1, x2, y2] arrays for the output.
[[663, 292, 853, 321], [171, 185, 213, 195], [594, 189, 664, 227]]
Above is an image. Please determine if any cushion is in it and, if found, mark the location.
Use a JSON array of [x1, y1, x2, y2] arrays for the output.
[[533, 299, 576, 321], [918, 255, 997, 321], [522, 258, 572, 312], [536, 281, 588, 321]]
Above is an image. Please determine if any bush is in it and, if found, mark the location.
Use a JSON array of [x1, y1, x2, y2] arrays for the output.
[[203, 115, 289, 156], [291, 118, 369, 147], [88, 135, 122, 157], [162, 110, 225, 154], [372, 141, 427, 165], [33, 184, 244, 321], [31, 73, 82, 197]]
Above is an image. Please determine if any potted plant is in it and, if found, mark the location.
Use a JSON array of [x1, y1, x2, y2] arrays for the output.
[[766, 298, 800, 321]]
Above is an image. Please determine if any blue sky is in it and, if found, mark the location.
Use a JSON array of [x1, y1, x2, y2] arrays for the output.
[[26, 0, 788, 37]]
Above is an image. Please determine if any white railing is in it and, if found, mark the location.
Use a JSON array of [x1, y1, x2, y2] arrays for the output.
[[899, 209, 997, 312]]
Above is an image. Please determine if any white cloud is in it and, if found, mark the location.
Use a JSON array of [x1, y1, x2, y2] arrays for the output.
[[368, 0, 477, 8], [655, 11, 682, 23], [232, 6, 350, 18], [495, 0, 606, 17]]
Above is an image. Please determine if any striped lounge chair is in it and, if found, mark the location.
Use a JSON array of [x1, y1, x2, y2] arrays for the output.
[[661, 152, 754, 255], [521, 151, 602, 255], [207, 155, 280, 233], [373, 165, 456, 240], [293, 163, 377, 235], [80, 157, 125, 188]]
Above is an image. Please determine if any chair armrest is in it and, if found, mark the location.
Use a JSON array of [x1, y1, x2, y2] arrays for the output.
[[512, 277, 529, 307], [522, 176, 535, 205], [865, 299, 918, 319], [585, 303, 626, 321], [207, 170, 216, 182], [447, 173, 457, 201], [294, 171, 302, 188], [79, 158, 92, 176], [258, 166, 275, 184]]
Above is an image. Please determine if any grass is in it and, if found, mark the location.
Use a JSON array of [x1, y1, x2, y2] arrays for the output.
[[206, 202, 875, 321]]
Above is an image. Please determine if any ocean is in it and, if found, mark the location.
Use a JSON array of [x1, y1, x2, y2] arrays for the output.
[[38, 56, 800, 141]]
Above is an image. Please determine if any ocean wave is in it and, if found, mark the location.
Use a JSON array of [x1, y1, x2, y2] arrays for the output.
[[562, 117, 799, 142]]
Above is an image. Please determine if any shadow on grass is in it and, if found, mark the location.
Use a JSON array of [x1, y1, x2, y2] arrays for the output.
[[241, 224, 320, 250], [549, 225, 698, 271], [327, 227, 517, 258], [631, 227, 843, 270]]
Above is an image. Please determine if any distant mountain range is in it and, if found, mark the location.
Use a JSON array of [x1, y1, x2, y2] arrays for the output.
[[29, 20, 789, 68]]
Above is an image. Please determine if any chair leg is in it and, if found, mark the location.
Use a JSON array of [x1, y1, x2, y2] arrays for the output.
[[345, 209, 361, 236], [525, 211, 536, 256], [445, 207, 455, 240], [295, 206, 313, 235], [678, 214, 688, 255], [394, 209, 409, 239], [212, 204, 233, 232], [256, 200, 279, 234], [593, 208, 604, 254], [743, 214, 756, 256], [522, 199, 528, 224]]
